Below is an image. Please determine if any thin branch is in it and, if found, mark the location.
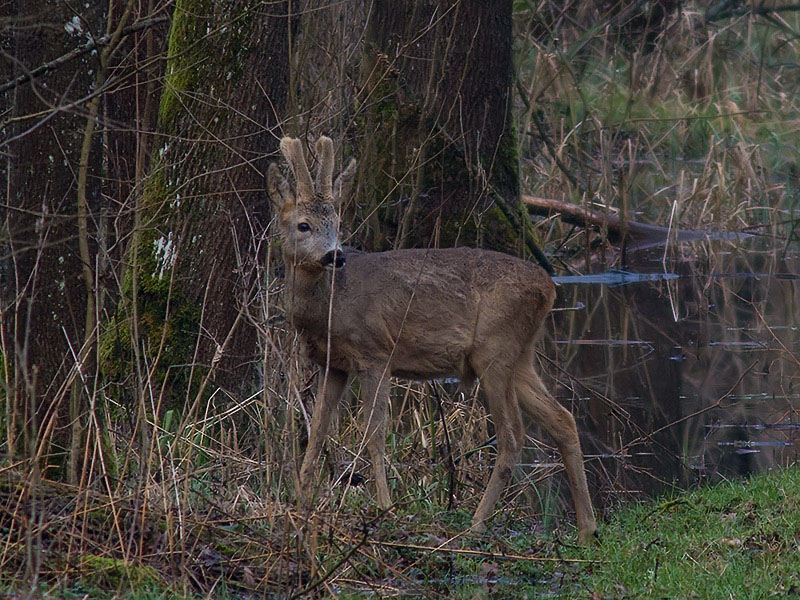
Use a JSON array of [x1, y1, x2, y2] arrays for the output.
[[0, 15, 168, 95], [706, 1, 800, 23]]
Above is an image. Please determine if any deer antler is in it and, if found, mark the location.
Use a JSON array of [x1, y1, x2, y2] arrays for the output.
[[280, 137, 314, 199], [315, 136, 334, 198]]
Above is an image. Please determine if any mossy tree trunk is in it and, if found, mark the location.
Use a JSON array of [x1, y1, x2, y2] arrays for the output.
[[358, 0, 542, 262], [102, 0, 291, 412]]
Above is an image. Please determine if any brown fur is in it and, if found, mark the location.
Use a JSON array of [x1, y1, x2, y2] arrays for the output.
[[268, 136, 597, 544]]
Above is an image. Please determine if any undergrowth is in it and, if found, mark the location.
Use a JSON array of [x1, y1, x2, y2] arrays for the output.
[[7, 465, 799, 598], [3, 1, 800, 598], [516, 1, 800, 243]]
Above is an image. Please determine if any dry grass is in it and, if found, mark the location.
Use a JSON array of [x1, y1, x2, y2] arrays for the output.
[[2, 1, 799, 597], [516, 1, 800, 261]]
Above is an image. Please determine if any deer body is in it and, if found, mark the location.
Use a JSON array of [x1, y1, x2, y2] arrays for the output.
[[269, 137, 597, 544], [288, 247, 553, 381]]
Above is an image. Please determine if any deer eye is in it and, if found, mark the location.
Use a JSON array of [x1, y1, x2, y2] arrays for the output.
[[297, 222, 311, 233]]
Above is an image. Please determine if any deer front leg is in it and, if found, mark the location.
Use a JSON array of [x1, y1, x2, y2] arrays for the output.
[[358, 369, 392, 509], [298, 368, 348, 503]]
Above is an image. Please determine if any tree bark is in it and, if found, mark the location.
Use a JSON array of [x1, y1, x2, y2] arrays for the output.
[[358, 0, 539, 259], [101, 0, 291, 409]]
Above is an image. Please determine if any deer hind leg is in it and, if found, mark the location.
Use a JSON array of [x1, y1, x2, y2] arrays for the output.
[[470, 365, 525, 532], [298, 368, 348, 503], [514, 360, 597, 544], [358, 369, 392, 509]]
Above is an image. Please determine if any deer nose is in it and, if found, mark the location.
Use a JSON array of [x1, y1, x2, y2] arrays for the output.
[[320, 249, 345, 269]]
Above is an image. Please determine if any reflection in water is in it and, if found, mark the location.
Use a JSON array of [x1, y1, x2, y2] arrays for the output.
[[553, 270, 680, 286], [544, 237, 799, 511]]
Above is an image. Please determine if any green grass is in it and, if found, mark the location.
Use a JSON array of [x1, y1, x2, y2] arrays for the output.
[[341, 464, 800, 599], [562, 465, 800, 599]]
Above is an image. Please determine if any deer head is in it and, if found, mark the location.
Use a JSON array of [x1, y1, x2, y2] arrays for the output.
[[268, 136, 356, 270]]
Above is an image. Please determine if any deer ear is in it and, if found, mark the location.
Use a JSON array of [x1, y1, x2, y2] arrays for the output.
[[333, 158, 357, 205], [315, 136, 334, 198], [268, 163, 293, 210]]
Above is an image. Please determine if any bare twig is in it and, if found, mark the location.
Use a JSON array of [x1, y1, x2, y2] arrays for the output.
[[0, 15, 168, 95]]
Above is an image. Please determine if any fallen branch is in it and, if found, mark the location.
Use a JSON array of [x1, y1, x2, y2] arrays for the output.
[[522, 194, 712, 248], [366, 540, 601, 563]]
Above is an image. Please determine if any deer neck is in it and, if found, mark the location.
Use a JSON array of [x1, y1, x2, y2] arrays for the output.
[[284, 262, 336, 332]]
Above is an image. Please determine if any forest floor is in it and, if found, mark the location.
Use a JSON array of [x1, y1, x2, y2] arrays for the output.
[[4, 3, 800, 599], [4, 463, 799, 599]]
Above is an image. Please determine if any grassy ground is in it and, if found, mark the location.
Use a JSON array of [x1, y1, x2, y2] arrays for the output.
[[553, 464, 800, 599], [336, 464, 800, 599], [7, 464, 799, 599]]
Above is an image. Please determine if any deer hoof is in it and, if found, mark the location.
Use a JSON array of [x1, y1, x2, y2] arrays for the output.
[[578, 528, 600, 546], [469, 520, 487, 534]]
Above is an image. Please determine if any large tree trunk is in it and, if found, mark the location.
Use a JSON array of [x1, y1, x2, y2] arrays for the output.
[[358, 0, 541, 262], [101, 0, 291, 411]]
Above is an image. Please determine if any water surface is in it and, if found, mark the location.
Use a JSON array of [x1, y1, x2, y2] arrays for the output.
[[546, 236, 799, 505]]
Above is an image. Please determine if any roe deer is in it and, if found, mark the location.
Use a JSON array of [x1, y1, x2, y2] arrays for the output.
[[268, 136, 597, 543]]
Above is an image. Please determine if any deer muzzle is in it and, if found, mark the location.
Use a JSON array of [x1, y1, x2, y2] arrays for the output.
[[320, 249, 345, 269]]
